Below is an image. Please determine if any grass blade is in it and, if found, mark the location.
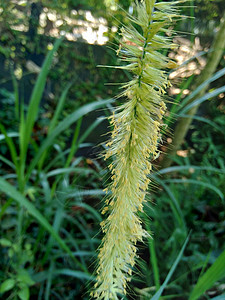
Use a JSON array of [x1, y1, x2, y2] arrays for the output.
[[163, 179, 224, 201], [143, 218, 160, 291], [42, 203, 65, 265], [38, 83, 72, 171], [65, 117, 104, 168], [151, 234, 190, 300], [151, 175, 186, 229], [165, 75, 194, 127], [45, 261, 54, 300], [179, 67, 225, 110], [48, 83, 72, 134], [11, 71, 20, 120], [77, 117, 104, 147], [149, 238, 160, 290], [0, 124, 18, 170], [0, 198, 14, 219], [0, 155, 15, 170], [65, 117, 82, 168], [65, 189, 106, 198], [70, 202, 102, 222], [26, 99, 113, 181], [46, 167, 93, 178], [21, 37, 63, 168], [179, 114, 224, 134], [54, 269, 93, 280], [156, 165, 225, 175], [179, 85, 225, 115], [189, 249, 225, 300], [33, 269, 93, 283]]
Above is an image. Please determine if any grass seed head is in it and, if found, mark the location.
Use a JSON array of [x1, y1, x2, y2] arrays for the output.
[[92, 0, 185, 299]]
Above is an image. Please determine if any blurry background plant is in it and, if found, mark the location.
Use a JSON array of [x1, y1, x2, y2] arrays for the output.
[[0, 0, 225, 299]]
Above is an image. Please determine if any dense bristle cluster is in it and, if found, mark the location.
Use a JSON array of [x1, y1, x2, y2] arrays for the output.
[[91, 1, 183, 299]]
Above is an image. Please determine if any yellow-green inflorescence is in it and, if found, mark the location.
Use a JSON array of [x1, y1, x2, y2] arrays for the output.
[[92, 1, 183, 299]]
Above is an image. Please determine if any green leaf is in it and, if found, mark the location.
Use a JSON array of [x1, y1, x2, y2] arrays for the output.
[[48, 83, 72, 134], [151, 175, 185, 229], [189, 249, 225, 300], [0, 124, 18, 170], [148, 233, 160, 290], [163, 179, 224, 201], [38, 83, 72, 170], [21, 37, 63, 167], [65, 117, 82, 168], [156, 165, 225, 175], [165, 75, 194, 127], [66, 189, 106, 198], [46, 167, 93, 178], [0, 155, 15, 170], [0, 197, 14, 220], [11, 71, 20, 120], [58, 251, 95, 258], [0, 238, 12, 247], [54, 269, 94, 280], [71, 202, 102, 222], [18, 286, 29, 300], [0, 279, 16, 294], [179, 67, 225, 109], [180, 85, 225, 114], [151, 234, 190, 300], [17, 269, 35, 286], [45, 261, 54, 300], [33, 269, 93, 285], [65, 117, 103, 168], [77, 117, 104, 147], [42, 201, 65, 265], [179, 114, 224, 134]]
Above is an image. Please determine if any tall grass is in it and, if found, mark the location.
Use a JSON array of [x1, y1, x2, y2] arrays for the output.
[[0, 37, 112, 299]]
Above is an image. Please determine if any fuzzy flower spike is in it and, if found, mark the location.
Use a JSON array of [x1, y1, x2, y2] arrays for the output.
[[92, 1, 183, 299]]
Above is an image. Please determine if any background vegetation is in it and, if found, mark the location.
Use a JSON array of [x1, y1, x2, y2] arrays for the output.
[[0, 1, 224, 299]]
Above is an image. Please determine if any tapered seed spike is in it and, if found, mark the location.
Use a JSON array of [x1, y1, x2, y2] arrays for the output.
[[92, 1, 185, 299]]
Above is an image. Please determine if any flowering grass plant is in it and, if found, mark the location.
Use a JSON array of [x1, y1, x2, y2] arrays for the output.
[[91, 0, 184, 299]]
